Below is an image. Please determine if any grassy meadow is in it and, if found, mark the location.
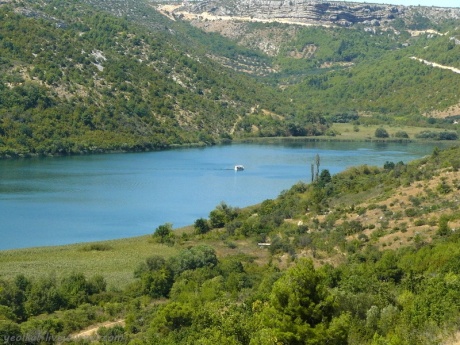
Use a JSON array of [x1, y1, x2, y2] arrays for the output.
[[329, 123, 449, 141], [0, 235, 179, 289], [0, 226, 268, 289]]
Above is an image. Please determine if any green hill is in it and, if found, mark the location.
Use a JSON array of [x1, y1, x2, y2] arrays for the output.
[[0, 0, 315, 157], [2, 0, 460, 157]]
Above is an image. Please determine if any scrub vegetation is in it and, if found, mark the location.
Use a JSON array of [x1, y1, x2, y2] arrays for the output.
[[1, 0, 460, 158]]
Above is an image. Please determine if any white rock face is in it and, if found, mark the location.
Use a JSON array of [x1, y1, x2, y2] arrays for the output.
[[176, 0, 460, 27]]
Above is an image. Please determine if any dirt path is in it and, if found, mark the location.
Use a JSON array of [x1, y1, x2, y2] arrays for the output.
[[410, 56, 460, 74], [70, 319, 125, 339]]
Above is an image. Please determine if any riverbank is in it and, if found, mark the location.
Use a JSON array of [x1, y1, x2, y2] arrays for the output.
[[0, 123, 457, 159], [235, 123, 457, 144]]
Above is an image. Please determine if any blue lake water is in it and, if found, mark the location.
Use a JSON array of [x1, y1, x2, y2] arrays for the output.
[[0, 141, 442, 250]]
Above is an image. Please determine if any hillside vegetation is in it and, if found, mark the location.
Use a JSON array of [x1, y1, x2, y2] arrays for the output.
[[1, 145, 460, 344], [171, 2, 460, 121], [1, 0, 460, 157], [0, 0, 323, 157]]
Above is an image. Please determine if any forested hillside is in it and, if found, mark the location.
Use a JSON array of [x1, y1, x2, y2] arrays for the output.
[[0, 0, 322, 157], [1, 145, 460, 344], [287, 26, 460, 118], [1, 0, 460, 157], [171, 1, 460, 121]]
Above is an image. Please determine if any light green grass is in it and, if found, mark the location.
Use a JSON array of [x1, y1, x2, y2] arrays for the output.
[[0, 225, 267, 289], [331, 123, 448, 141], [0, 235, 179, 289]]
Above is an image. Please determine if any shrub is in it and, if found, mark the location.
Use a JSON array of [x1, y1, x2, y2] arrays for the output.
[[437, 215, 450, 236], [81, 243, 113, 251], [209, 202, 239, 229], [416, 131, 458, 140], [168, 245, 218, 276], [152, 223, 175, 244], [438, 131, 458, 140], [437, 181, 452, 194], [405, 208, 418, 217], [383, 161, 395, 170], [416, 131, 439, 139], [194, 218, 210, 235], [394, 131, 409, 138], [375, 127, 389, 138], [414, 219, 426, 226]]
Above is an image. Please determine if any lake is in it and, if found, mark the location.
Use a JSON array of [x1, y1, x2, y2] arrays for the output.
[[0, 141, 441, 250]]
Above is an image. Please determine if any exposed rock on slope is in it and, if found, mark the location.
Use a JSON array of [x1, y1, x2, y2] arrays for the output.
[[166, 0, 460, 28]]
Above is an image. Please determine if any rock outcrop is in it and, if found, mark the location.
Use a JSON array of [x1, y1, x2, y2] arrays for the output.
[[173, 0, 460, 27]]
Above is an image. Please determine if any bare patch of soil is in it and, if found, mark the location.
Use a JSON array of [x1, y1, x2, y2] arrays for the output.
[[70, 320, 125, 340]]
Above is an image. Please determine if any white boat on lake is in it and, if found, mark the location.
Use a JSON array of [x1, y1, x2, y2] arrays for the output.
[[234, 165, 244, 171]]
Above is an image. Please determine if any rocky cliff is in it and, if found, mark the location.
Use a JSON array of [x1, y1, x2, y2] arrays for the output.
[[169, 0, 460, 27]]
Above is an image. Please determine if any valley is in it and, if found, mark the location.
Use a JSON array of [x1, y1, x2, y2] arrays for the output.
[[1, 0, 460, 343]]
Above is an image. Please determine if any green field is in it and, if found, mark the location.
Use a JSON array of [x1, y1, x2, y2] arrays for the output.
[[329, 123, 450, 141], [0, 235, 179, 289], [0, 225, 267, 289]]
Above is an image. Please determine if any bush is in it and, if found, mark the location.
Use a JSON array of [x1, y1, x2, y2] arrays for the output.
[[414, 219, 426, 226], [438, 131, 458, 140], [394, 131, 409, 138], [209, 202, 238, 229], [81, 243, 113, 251], [153, 223, 175, 244], [416, 131, 458, 140], [437, 181, 452, 194], [375, 127, 389, 138], [383, 161, 395, 170], [169, 245, 218, 276], [416, 130, 438, 139], [194, 218, 210, 235], [405, 208, 418, 217]]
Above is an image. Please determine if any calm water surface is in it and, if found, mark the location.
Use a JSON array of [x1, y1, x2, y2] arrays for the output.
[[0, 141, 441, 250]]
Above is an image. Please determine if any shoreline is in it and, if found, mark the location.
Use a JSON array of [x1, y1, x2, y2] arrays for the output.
[[1, 136, 457, 253], [1, 134, 456, 160]]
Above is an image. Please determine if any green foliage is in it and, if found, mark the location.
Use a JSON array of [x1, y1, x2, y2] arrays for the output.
[[416, 131, 458, 140], [374, 127, 389, 138], [437, 215, 451, 237], [152, 223, 175, 245], [24, 275, 64, 316], [0, 3, 315, 157], [209, 202, 239, 229], [194, 218, 211, 235], [168, 245, 218, 276], [3, 142, 460, 344], [139, 268, 174, 299], [317, 169, 332, 188], [270, 259, 334, 326], [60, 272, 94, 308], [437, 179, 452, 195], [132, 255, 174, 298], [251, 259, 349, 344], [394, 130, 409, 139], [150, 302, 194, 336]]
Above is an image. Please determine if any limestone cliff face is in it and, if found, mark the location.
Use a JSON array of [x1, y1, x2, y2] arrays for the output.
[[177, 0, 460, 27]]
